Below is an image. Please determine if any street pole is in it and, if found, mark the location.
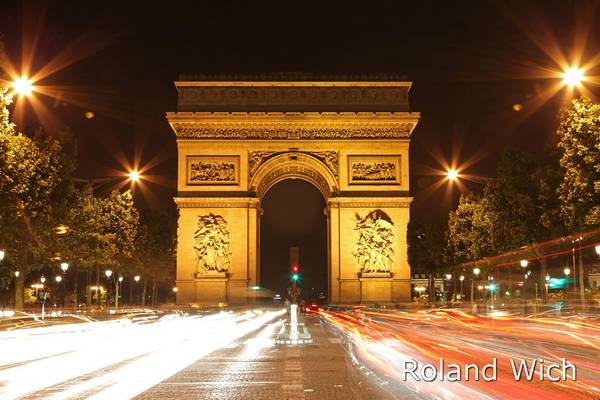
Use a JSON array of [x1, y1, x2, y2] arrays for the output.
[[470, 279, 474, 304], [572, 246, 576, 297], [115, 280, 119, 309], [578, 251, 585, 306]]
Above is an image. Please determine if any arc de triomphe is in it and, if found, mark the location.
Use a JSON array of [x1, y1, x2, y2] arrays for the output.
[[168, 74, 420, 304]]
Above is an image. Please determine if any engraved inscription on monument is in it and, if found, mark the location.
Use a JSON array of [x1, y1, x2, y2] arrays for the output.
[[353, 210, 395, 274], [348, 155, 401, 185], [186, 156, 239, 185], [194, 214, 231, 276]]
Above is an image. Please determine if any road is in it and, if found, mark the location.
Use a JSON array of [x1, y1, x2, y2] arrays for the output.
[[0, 309, 393, 400], [321, 307, 600, 399], [2, 306, 599, 399]]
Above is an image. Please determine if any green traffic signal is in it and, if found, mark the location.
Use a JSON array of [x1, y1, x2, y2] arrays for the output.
[[291, 273, 300, 282]]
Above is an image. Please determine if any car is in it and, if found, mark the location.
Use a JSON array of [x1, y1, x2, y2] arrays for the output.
[[304, 303, 323, 313]]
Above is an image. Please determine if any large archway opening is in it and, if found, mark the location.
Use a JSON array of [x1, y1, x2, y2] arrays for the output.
[[259, 179, 328, 302]]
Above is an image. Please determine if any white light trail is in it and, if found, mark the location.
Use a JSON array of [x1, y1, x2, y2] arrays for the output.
[[0, 309, 285, 399]]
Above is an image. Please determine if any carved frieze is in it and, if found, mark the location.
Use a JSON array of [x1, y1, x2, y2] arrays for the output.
[[249, 150, 338, 179], [194, 214, 231, 275], [173, 125, 413, 140], [186, 156, 240, 185], [353, 210, 395, 274], [348, 155, 401, 185]]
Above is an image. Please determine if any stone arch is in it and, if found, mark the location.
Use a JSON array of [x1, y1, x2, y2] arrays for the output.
[[249, 152, 338, 200]]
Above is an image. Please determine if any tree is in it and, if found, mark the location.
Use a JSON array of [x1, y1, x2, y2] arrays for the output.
[[407, 217, 446, 274], [557, 97, 600, 230], [59, 187, 139, 306], [446, 193, 494, 263], [134, 207, 177, 305], [0, 89, 75, 309], [445, 149, 566, 266], [408, 216, 448, 303]]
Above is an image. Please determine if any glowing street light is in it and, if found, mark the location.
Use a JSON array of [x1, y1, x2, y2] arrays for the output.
[[595, 244, 600, 256], [562, 67, 584, 87], [0, 249, 4, 261], [60, 262, 69, 273], [40, 276, 46, 284], [172, 287, 179, 293], [55, 275, 62, 283], [447, 168, 459, 181], [564, 267, 571, 276], [545, 274, 550, 281], [134, 275, 141, 282], [11, 77, 33, 96], [14, 271, 20, 278], [105, 269, 113, 278], [445, 273, 452, 280], [520, 259, 528, 268], [128, 170, 141, 182], [459, 275, 465, 281], [471, 268, 481, 304]]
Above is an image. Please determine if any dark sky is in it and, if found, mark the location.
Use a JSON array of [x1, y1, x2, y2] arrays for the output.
[[0, 1, 598, 225], [2, 1, 599, 212]]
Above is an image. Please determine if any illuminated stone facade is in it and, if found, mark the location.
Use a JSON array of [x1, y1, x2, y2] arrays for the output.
[[168, 76, 419, 304]]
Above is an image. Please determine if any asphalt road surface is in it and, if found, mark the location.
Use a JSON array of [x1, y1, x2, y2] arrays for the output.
[[0, 309, 394, 400]]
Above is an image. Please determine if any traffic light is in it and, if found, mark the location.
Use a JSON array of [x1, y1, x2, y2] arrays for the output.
[[291, 264, 300, 282]]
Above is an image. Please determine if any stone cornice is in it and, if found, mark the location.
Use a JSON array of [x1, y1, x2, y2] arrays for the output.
[[167, 112, 419, 140], [175, 81, 412, 88]]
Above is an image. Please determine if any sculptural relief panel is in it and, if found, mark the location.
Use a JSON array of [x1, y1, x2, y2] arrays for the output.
[[194, 213, 231, 276], [186, 156, 240, 185], [348, 155, 401, 185], [353, 210, 395, 274]]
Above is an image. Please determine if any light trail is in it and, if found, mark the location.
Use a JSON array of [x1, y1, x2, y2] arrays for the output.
[[321, 308, 600, 399], [0, 308, 285, 399]]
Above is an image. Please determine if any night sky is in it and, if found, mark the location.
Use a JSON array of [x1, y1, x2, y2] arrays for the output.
[[1, 1, 598, 293]]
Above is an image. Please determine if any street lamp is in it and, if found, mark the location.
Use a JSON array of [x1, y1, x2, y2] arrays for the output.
[[520, 259, 528, 268], [134, 275, 140, 282], [55, 275, 62, 283], [444, 273, 452, 303], [115, 276, 124, 308], [60, 262, 69, 273], [562, 67, 584, 87], [459, 274, 465, 297], [595, 244, 600, 256], [40, 276, 46, 284], [0, 250, 4, 261], [471, 268, 480, 304], [14, 271, 20, 278], [564, 267, 571, 291], [446, 168, 459, 181], [128, 170, 141, 182], [105, 270, 112, 312], [11, 77, 33, 96]]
